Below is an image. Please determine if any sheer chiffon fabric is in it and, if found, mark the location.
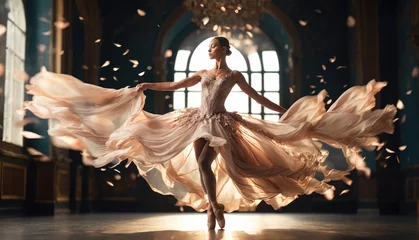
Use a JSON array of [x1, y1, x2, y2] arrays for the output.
[[25, 71, 396, 212]]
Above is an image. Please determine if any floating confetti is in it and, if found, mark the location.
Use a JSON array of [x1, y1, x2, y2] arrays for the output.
[[213, 25, 218, 31], [385, 148, 395, 153], [289, 87, 294, 93], [114, 174, 121, 180], [340, 189, 350, 195], [137, 9, 146, 16], [114, 43, 121, 47], [113, 76, 117, 81], [309, 85, 316, 89], [100, 77, 106, 81], [320, 78, 324, 83], [95, 39, 101, 43], [27, 147, 44, 156], [168, 104, 173, 108], [396, 155, 400, 164], [322, 65, 326, 70], [164, 49, 173, 58], [412, 67, 419, 77], [245, 24, 253, 30], [106, 181, 114, 187], [129, 59, 139, 66], [385, 156, 391, 160], [310, 90, 316, 94], [0, 64, 4, 77], [329, 56, 336, 63], [399, 145, 407, 151], [147, 66, 152, 70], [139, 71, 145, 76], [246, 31, 253, 38], [326, 99, 332, 105], [82, 65, 89, 70], [54, 21, 70, 29], [0, 24, 6, 36], [396, 100, 404, 110], [22, 131, 44, 139], [299, 20, 307, 26], [393, 118, 399, 123], [113, 169, 121, 173], [79, 16, 84, 21], [202, 17, 209, 25], [165, 95, 170, 99], [123, 49, 129, 55], [343, 84, 348, 88], [100, 168, 106, 171], [347, 16, 356, 27], [406, 90, 412, 95], [336, 66, 347, 69], [401, 114, 406, 124], [101, 61, 110, 68], [113, 67, 119, 71]]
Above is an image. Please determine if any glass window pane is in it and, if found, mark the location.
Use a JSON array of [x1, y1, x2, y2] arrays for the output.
[[264, 114, 280, 121], [174, 72, 186, 82], [251, 73, 262, 91], [187, 92, 201, 108], [232, 73, 248, 91], [264, 73, 280, 91], [263, 92, 280, 114], [225, 92, 248, 113], [251, 98, 261, 113], [174, 50, 191, 71], [262, 51, 280, 71], [248, 52, 262, 71], [173, 92, 185, 110]]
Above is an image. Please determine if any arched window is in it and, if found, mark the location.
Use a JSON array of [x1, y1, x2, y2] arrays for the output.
[[173, 35, 281, 121], [3, 0, 26, 146]]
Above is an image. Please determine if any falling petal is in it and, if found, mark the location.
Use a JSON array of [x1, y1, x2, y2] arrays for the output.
[[42, 30, 51, 36], [320, 78, 324, 83], [168, 104, 173, 108], [396, 155, 400, 164], [147, 66, 152, 70], [100, 77, 106, 81], [310, 90, 316, 94], [165, 95, 170, 99], [123, 49, 129, 55], [314, 9, 322, 14], [322, 65, 326, 70], [106, 181, 114, 187], [0, 24, 6, 36], [289, 87, 294, 93], [396, 100, 404, 110], [401, 114, 406, 123], [299, 20, 308, 26], [114, 43, 121, 47], [82, 65, 88, 70], [213, 25, 218, 31], [327, 99, 332, 105], [114, 174, 121, 180], [14, 71, 30, 82], [137, 9, 146, 16], [113, 76, 117, 81], [340, 189, 350, 195], [39, 17, 49, 23], [202, 17, 209, 25], [164, 49, 173, 58], [245, 24, 253, 30], [385, 156, 391, 159], [392, 118, 399, 123], [27, 147, 44, 156], [246, 31, 253, 38], [139, 71, 145, 76], [0, 64, 4, 77], [309, 85, 316, 89], [343, 84, 348, 88], [54, 21, 70, 29], [316, 75, 323, 78], [114, 169, 121, 173], [14, 117, 39, 127], [336, 66, 347, 69], [22, 131, 44, 139], [347, 16, 356, 27], [412, 67, 418, 77], [129, 59, 139, 65], [113, 67, 119, 71], [329, 56, 336, 63], [406, 90, 412, 95], [79, 16, 84, 21], [100, 168, 106, 171], [101, 61, 110, 68], [399, 145, 407, 151], [385, 148, 395, 153], [95, 39, 101, 43]]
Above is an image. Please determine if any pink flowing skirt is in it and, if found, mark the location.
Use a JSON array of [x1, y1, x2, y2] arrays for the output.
[[25, 71, 396, 212]]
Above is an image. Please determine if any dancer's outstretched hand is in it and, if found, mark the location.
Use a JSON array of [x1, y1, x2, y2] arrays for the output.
[[136, 83, 150, 92]]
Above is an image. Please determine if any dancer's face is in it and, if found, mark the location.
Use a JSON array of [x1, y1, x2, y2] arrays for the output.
[[208, 39, 226, 60]]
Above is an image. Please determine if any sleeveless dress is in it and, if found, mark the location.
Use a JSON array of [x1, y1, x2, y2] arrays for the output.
[[25, 70, 397, 212]]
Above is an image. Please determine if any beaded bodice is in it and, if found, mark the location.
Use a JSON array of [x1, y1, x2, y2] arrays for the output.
[[199, 71, 236, 117]]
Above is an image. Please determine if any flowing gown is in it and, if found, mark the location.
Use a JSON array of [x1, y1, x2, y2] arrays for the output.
[[24, 70, 397, 212]]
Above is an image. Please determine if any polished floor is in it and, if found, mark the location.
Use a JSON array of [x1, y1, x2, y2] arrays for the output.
[[0, 212, 418, 239]]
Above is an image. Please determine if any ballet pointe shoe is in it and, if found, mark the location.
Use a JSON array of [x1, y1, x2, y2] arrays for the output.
[[213, 203, 225, 229], [207, 209, 216, 230]]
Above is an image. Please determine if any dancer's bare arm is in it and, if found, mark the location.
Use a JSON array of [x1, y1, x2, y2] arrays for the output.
[[136, 70, 204, 91], [235, 72, 287, 114]]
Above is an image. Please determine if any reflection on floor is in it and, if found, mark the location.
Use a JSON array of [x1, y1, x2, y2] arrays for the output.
[[0, 212, 417, 239]]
